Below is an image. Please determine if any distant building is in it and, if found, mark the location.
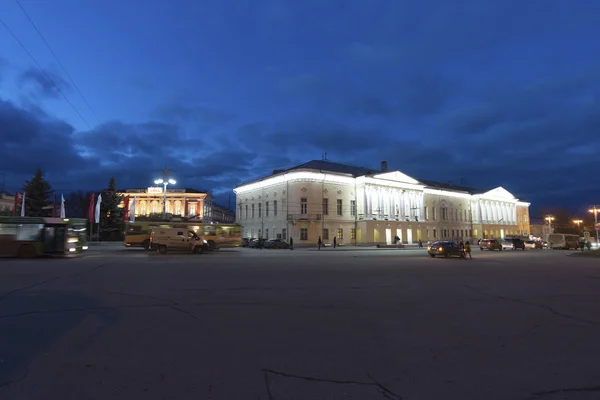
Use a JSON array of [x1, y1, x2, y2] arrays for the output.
[[0, 193, 15, 214], [234, 160, 531, 246], [117, 187, 235, 223], [530, 219, 555, 237]]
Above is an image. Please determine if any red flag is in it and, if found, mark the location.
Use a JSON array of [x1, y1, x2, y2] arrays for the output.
[[13, 192, 19, 216], [88, 193, 95, 222], [122, 196, 130, 221], [52, 193, 56, 218]]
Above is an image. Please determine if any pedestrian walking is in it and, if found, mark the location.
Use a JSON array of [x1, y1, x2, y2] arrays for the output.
[[289, 237, 294, 250], [333, 236, 337, 248], [459, 241, 465, 259], [318, 236, 322, 250], [465, 241, 472, 259], [418, 239, 423, 248]]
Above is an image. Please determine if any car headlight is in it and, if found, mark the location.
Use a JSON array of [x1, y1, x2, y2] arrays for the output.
[[427, 246, 431, 250], [203, 239, 207, 244]]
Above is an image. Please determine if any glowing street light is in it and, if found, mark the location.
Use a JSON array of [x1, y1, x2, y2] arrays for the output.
[[154, 168, 176, 219], [545, 215, 555, 234], [589, 206, 600, 245]]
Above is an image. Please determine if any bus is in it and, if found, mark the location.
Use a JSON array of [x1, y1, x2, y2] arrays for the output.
[[125, 221, 242, 250], [547, 233, 580, 250], [0, 217, 88, 258]]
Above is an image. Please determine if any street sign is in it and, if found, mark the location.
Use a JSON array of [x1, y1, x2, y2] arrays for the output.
[[584, 231, 590, 237]]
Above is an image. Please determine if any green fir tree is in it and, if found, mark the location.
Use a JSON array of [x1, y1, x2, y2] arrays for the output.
[[99, 177, 124, 240], [23, 169, 53, 217]]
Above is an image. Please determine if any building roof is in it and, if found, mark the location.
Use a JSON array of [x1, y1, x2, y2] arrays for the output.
[[418, 179, 477, 194], [274, 160, 379, 177], [239, 159, 526, 200]]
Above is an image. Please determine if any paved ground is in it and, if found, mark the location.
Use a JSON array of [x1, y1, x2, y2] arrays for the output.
[[1, 247, 599, 400]]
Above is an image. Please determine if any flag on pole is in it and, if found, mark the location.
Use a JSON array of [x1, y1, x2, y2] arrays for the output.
[[88, 193, 95, 222], [52, 193, 57, 218], [122, 195, 131, 221], [60, 194, 66, 218], [13, 192, 19, 216], [20, 192, 25, 217], [95, 194, 102, 223], [129, 197, 137, 223]]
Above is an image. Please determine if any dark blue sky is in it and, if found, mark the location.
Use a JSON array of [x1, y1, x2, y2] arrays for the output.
[[1, 0, 599, 213]]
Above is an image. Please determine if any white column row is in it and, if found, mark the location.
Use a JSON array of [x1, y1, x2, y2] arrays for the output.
[[362, 186, 424, 220], [479, 201, 517, 224]]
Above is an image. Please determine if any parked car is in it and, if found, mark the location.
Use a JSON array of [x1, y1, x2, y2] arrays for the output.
[[241, 238, 251, 247], [504, 238, 526, 250], [248, 238, 265, 248], [428, 241, 461, 258], [524, 240, 542, 249], [479, 239, 502, 251], [264, 239, 290, 249]]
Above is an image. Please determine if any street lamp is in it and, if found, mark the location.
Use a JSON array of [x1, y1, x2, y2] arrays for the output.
[[545, 215, 554, 235], [154, 177, 176, 219], [573, 219, 583, 236], [589, 206, 600, 245]]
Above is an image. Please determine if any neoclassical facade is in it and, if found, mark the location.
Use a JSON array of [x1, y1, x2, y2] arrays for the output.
[[118, 187, 235, 223], [234, 160, 531, 246]]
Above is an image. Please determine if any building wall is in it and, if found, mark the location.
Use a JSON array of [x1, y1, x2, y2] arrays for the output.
[[234, 170, 531, 246], [117, 188, 236, 222], [0, 193, 15, 214], [517, 205, 531, 235]]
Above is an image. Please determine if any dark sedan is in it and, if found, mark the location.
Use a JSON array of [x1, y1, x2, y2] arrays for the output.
[[264, 239, 290, 249], [428, 241, 461, 258]]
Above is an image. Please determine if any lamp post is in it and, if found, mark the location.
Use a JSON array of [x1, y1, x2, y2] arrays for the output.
[[589, 206, 600, 245], [154, 176, 176, 219], [545, 215, 554, 235], [573, 219, 583, 235]]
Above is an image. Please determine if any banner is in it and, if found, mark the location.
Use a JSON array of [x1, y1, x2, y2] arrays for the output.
[[13, 192, 19, 216], [122, 196, 130, 221], [95, 194, 102, 223], [88, 193, 95, 222], [60, 194, 65, 219], [129, 197, 137, 223]]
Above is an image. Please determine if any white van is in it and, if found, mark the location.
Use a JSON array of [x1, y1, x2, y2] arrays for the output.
[[547, 233, 580, 250], [150, 228, 208, 254]]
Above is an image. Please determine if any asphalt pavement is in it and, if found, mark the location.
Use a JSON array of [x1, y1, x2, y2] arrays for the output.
[[1, 247, 599, 399]]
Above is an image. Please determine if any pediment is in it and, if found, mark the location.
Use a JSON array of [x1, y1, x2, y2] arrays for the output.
[[372, 170, 420, 185], [480, 186, 516, 200]]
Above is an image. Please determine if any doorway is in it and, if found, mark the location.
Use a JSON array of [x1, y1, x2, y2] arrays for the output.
[[385, 228, 392, 245], [374, 229, 380, 243], [406, 228, 413, 244]]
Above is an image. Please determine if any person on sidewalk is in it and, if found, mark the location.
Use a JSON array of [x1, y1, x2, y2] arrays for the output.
[[465, 241, 472, 259], [333, 236, 337, 248], [459, 241, 465, 259], [289, 237, 294, 250], [318, 236, 322, 250], [418, 239, 423, 248]]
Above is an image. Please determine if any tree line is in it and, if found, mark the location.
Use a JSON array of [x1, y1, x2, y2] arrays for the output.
[[2, 169, 125, 240]]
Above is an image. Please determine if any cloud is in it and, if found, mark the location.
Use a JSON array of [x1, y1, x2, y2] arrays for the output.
[[154, 104, 234, 125], [18, 67, 69, 98]]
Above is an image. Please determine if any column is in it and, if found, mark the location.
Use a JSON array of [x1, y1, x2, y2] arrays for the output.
[[363, 187, 368, 217]]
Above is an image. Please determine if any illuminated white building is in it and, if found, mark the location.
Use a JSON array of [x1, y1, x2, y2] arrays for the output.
[[233, 160, 531, 246], [117, 187, 235, 223]]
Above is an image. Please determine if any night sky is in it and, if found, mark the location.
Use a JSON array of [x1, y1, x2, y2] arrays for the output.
[[1, 0, 599, 214]]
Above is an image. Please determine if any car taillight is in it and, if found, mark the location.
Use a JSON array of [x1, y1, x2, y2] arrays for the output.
[[439, 247, 443, 251]]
